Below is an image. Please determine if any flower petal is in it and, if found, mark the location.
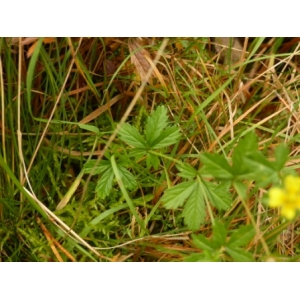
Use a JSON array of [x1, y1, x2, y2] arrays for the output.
[[281, 206, 296, 220], [268, 188, 286, 207], [284, 175, 300, 194]]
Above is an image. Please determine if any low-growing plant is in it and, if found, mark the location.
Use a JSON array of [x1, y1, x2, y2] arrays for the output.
[[2, 37, 300, 261], [84, 104, 298, 261]]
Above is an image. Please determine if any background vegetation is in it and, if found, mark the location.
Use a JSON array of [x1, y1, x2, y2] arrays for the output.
[[1, 37, 300, 261]]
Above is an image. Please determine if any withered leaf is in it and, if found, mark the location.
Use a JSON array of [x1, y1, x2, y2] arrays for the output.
[[128, 38, 153, 84], [104, 59, 117, 75], [27, 38, 56, 58], [214, 37, 244, 64]]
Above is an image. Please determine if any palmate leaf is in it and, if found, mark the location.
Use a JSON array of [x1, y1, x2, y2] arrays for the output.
[[145, 106, 169, 145], [96, 167, 115, 198], [231, 132, 258, 176], [119, 105, 181, 151], [184, 251, 222, 262], [92, 161, 137, 199], [211, 221, 227, 247], [227, 225, 255, 247], [190, 221, 255, 261], [182, 183, 206, 230], [176, 163, 198, 179], [118, 123, 146, 148], [83, 160, 111, 175], [232, 131, 258, 163], [150, 126, 181, 149], [184, 253, 207, 262], [146, 152, 160, 170], [225, 246, 254, 262], [274, 144, 289, 171], [191, 234, 215, 252], [162, 180, 206, 230], [204, 181, 232, 211], [233, 181, 247, 200], [118, 166, 138, 190], [161, 181, 197, 209], [243, 153, 279, 187], [200, 153, 233, 180]]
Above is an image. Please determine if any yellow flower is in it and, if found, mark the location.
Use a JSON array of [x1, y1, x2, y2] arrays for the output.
[[268, 175, 300, 220]]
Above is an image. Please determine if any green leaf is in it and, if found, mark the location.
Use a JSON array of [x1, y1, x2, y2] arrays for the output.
[[184, 253, 207, 262], [176, 163, 198, 179], [161, 181, 197, 209], [211, 221, 227, 247], [233, 132, 258, 159], [233, 181, 247, 200], [204, 181, 232, 210], [232, 132, 258, 175], [225, 246, 254, 262], [118, 123, 146, 148], [96, 168, 115, 198], [111, 156, 146, 232], [182, 183, 206, 230], [192, 234, 215, 252], [200, 153, 233, 180], [150, 126, 181, 149], [185, 251, 221, 262], [83, 160, 111, 175], [145, 106, 169, 145], [118, 166, 138, 191], [274, 144, 289, 171], [128, 148, 147, 159], [227, 225, 255, 247], [78, 123, 100, 135], [26, 38, 44, 118], [146, 152, 160, 170], [243, 153, 278, 187]]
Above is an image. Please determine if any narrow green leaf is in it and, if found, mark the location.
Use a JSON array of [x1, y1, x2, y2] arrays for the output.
[[247, 37, 265, 62], [200, 153, 233, 180], [161, 181, 196, 209], [119, 123, 146, 148], [182, 183, 206, 230], [150, 126, 181, 149], [225, 246, 254, 262], [96, 168, 114, 198], [26, 38, 44, 118], [111, 156, 146, 232], [227, 225, 255, 247], [74, 52, 101, 98], [145, 106, 168, 145], [0, 152, 48, 218], [78, 123, 100, 135]]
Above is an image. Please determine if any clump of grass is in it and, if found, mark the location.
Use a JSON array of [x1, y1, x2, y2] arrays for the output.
[[1, 37, 300, 261]]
